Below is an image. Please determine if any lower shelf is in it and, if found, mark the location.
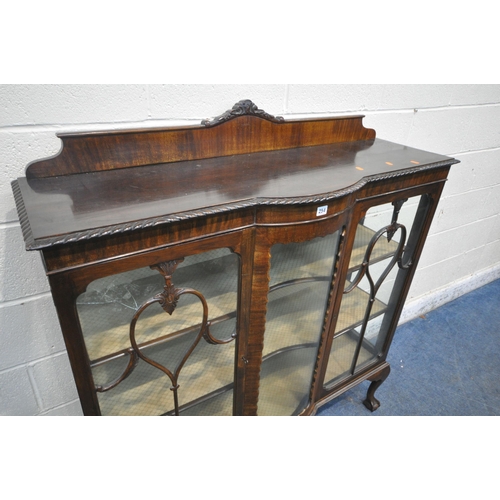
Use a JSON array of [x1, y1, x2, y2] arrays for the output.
[[323, 329, 378, 389], [90, 283, 387, 415], [334, 285, 387, 335], [93, 340, 319, 416], [258, 345, 317, 416], [93, 331, 236, 416], [167, 385, 234, 416]]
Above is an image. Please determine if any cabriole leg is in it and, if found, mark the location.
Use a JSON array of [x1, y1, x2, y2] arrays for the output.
[[363, 364, 391, 412]]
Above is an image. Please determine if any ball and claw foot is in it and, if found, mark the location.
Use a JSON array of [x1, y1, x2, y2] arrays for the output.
[[363, 391, 381, 412]]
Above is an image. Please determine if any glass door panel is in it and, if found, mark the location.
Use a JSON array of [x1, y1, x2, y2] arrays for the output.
[[76, 248, 239, 416], [258, 232, 340, 415], [324, 194, 428, 389]]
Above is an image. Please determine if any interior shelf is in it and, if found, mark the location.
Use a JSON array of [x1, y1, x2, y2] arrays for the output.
[[93, 327, 236, 416], [348, 223, 399, 271], [323, 329, 376, 389], [334, 285, 387, 336], [170, 343, 320, 416], [258, 345, 318, 416]]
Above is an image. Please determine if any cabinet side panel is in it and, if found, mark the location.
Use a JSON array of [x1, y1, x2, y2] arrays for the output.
[[48, 273, 100, 415]]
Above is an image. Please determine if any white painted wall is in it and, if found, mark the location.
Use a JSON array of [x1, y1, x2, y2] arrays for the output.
[[1, 84, 499, 416]]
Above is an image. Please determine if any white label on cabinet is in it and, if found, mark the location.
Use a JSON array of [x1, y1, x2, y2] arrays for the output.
[[316, 205, 328, 216]]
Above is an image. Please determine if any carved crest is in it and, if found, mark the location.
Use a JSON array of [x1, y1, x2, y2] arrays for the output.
[[150, 259, 184, 315], [155, 282, 180, 315], [387, 199, 408, 242], [201, 99, 285, 127]]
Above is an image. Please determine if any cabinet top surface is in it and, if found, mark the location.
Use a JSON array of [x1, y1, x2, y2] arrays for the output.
[[14, 138, 456, 250], [11, 102, 458, 250]]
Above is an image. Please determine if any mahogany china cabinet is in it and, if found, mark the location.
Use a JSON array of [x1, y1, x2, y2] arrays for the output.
[[11, 100, 459, 416]]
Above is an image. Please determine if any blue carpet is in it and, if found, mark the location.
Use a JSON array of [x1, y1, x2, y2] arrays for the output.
[[317, 278, 500, 416]]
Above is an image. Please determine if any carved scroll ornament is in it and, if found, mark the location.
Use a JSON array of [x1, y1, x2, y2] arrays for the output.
[[201, 99, 285, 127], [150, 259, 184, 315]]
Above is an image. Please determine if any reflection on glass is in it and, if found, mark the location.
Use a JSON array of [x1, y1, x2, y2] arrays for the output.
[[324, 195, 426, 388], [258, 232, 340, 415], [76, 248, 239, 416]]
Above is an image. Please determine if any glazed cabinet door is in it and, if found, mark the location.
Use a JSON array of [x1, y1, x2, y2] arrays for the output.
[[319, 184, 444, 406], [246, 213, 346, 416], [48, 231, 251, 416]]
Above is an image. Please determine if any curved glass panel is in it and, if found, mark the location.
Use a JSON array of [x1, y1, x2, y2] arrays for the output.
[[258, 232, 340, 415]]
